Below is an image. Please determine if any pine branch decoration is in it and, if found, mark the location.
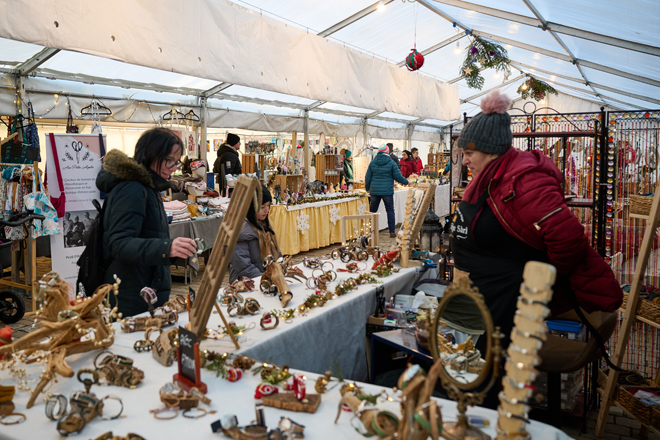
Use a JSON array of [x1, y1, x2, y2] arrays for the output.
[[517, 76, 558, 101], [460, 36, 511, 90]]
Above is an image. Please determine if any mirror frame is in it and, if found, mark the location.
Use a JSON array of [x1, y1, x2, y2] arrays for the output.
[[429, 276, 494, 391]]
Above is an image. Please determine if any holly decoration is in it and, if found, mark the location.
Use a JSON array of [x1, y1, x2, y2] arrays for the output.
[[405, 48, 425, 71], [460, 36, 511, 89], [517, 76, 558, 101]]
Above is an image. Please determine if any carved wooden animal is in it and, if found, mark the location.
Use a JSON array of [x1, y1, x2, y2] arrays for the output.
[[0, 273, 117, 408], [261, 257, 293, 307]]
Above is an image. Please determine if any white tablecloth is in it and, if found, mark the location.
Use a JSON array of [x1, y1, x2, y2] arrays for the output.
[[374, 189, 424, 230], [435, 183, 451, 218], [1, 326, 572, 440]]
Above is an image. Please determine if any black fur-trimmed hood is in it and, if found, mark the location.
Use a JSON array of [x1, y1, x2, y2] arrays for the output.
[[96, 149, 170, 193]]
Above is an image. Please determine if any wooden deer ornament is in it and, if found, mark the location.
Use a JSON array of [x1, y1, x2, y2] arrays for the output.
[[260, 256, 293, 308], [0, 273, 119, 408]]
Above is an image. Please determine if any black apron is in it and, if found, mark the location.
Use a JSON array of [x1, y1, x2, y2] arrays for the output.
[[449, 190, 546, 349]]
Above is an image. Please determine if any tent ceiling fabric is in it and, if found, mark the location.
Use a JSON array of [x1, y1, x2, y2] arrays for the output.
[[0, 0, 460, 121], [0, 0, 658, 134]]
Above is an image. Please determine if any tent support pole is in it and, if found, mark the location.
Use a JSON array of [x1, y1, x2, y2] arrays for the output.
[[303, 110, 310, 180], [199, 96, 208, 163]]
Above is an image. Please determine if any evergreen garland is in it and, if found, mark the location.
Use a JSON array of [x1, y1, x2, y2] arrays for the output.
[[460, 36, 511, 90], [517, 76, 559, 101]]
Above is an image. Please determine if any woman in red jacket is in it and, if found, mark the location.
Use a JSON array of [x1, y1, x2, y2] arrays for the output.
[[449, 90, 622, 347], [399, 150, 418, 178]]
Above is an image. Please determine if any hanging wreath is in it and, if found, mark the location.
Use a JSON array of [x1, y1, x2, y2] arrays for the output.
[[517, 76, 558, 101], [459, 36, 511, 89]]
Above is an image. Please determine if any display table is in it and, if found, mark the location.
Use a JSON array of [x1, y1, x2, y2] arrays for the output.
[[169, 215, 223, 271], [269, 196, 369, 255], [111, 261, 422, 382], [373, 189, 423, 231], [0, 322, 572, 440]]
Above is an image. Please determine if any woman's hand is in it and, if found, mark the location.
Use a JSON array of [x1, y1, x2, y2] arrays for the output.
[[170, 237, 197, 259]]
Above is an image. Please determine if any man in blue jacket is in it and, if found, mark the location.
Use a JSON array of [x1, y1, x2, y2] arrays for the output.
[[366, 144, 409, 237]]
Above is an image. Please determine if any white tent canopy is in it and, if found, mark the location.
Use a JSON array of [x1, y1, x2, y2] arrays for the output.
[[0, 0, 658, 141]]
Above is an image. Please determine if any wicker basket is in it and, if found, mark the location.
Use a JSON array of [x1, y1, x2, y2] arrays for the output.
[[630, 195, 654, 216], [652, 406, 660, 430], [617, 386, 659, 426], [620, 293, 660, 325]]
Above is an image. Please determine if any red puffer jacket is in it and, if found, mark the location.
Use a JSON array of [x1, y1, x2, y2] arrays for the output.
[[463, 148, 623, 315], [400, 158, 418, 178]]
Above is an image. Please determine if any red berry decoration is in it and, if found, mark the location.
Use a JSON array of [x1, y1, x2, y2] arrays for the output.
[[405, 48, 424, 71]]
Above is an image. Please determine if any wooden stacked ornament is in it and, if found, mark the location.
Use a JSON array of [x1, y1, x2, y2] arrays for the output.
[[496, 262, 556, 440]]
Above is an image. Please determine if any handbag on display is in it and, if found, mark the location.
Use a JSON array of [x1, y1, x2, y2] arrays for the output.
[[3, 224, 27, 241], [23, 103, 41, 161], [1, 112, 40, 164], [66, 107, 79, 133], [48, 133, 67, 218]]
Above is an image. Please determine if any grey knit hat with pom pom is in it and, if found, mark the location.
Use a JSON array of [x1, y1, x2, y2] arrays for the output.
[[456, 90, 512, 155]]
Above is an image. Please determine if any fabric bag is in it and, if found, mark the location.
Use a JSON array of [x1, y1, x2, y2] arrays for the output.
[[3, 224, 26, 241], [66, 108, 79, 133], [23, 103, 41, 161], [75, 199, 110, 296], [48, 133, 67, 218], [23, 161, 60, 238], [1, 114, 40, 164]]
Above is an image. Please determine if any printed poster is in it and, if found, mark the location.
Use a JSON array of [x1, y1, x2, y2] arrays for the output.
[[46, 134, 105, 293], [183, 129, 198, 159], [213, 139, 222, 151]]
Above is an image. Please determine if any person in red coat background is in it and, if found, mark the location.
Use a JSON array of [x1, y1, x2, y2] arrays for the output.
[[411, 147, 423, 173], [449, 89, 623, 350], [399, 150, 418, 178]]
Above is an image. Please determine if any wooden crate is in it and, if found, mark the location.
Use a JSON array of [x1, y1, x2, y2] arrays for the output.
[[315, 154, 341, 186], [242, 154, 257, 174], [273, 174, 304, 193]]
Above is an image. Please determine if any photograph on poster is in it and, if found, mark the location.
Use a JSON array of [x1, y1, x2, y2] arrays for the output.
[[62, 209, 96, 248]]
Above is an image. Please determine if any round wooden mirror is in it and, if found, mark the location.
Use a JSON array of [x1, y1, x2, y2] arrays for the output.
[[429, 276, 503, 440]]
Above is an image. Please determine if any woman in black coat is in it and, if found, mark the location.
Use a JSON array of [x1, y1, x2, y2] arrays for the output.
[[96, 127, 197, 317]]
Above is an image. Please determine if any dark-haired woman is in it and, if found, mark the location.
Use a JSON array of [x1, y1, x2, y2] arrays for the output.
[[96, 127, 197, 317], [229, 185, 280, 283], [399, 150, 418, 178]]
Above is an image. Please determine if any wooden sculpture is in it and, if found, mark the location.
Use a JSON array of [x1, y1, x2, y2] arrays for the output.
[[0, 272, 118, 408], [260, 256, 293, 308], [397, 189, 415, 267], [335, 362, 445, 440], [496, 262, 556, 440], [190, 175, 260, 340], [398, 184, 437, 268], [336, 392, 399, 439]]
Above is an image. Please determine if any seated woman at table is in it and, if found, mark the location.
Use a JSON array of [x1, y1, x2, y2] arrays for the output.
[[229, 184, 281, 283], [97, 127, 197, 317]]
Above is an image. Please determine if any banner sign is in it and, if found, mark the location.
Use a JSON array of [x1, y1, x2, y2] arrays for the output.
[[46, 134, 105, 292]]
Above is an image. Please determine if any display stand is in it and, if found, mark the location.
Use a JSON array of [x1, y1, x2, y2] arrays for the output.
[[173, 326, 207, 394], [189, 175, 259, 341], [0, 159, 39, 313], [398, 184, 437, 268], [596, 182, 660, 436], [315, 154, 340, 186], [273, 174, 303, 193], [340, 214, 379, 247]]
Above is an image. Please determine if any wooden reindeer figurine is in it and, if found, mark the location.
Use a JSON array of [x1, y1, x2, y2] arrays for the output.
[[260, 256, 293, 307]]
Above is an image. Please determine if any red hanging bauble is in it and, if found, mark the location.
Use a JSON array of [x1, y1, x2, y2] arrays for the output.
[[405, 48, 424, 71]]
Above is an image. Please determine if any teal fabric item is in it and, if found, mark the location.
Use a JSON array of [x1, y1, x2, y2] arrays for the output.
[[365, 152, 408, 195]]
